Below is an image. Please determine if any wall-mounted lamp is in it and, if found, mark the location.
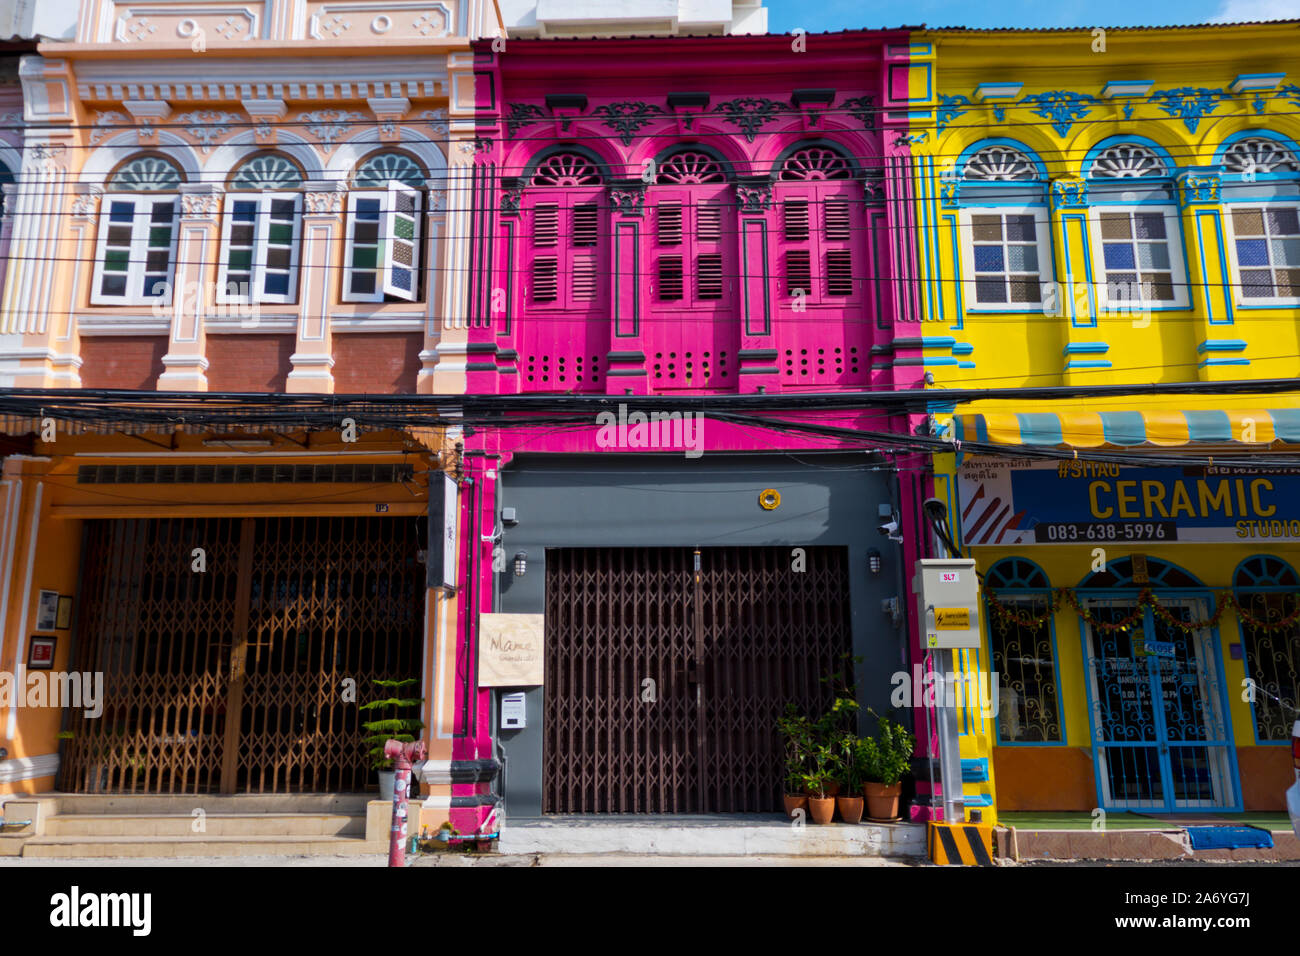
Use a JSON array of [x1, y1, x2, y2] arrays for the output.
[[513, 551, 528, 577], [867, 549, 882, 576]]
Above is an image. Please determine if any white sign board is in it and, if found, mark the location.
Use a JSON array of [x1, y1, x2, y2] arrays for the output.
[[479, 613, 544, 687]]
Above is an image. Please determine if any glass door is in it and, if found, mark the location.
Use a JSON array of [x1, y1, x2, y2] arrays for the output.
[[1082, 596, 1238, 812]]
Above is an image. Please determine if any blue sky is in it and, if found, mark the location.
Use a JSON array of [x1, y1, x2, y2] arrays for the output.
[[765, 0, 1300, 33]]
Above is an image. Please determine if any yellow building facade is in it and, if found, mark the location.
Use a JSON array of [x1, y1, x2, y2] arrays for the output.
[[910, 24, 1300, 817]]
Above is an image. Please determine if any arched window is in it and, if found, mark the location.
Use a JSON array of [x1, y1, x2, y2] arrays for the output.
[[1233, 556, 1300, 741], [957, 142, 1051, 313], [217, 153, 304, 305], [963, 146, 1037, 182], [524, 151, 604, 311], [644, 147, 734, 388], [1080, 139, 1187, 312], [91, 154, 184, 305], [657, 150, 726, 184], [1220, 135, 1300, 308], [1224, 137, 1300, 175], [984, 558, 1062, 743], [343, 151, 428, 303], [1088, 143, 1168, 179], [773, 144, 859, 306], [1078, 556, 1200, 588]]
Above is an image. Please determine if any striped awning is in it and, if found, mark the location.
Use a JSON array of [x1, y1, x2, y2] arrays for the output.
[[952, 409, 1300, 447]]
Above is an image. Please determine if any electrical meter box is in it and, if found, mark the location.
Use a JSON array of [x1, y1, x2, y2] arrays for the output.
[[913, 558, 981, 650]]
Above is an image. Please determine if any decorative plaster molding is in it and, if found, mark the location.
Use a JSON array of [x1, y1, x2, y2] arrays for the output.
[[735, 181, 773, 212], [1019, 91, 1096, 138], [174, 110, 238, 154], [299, 109, 367, 153], [1050, 177, 1088, 210]]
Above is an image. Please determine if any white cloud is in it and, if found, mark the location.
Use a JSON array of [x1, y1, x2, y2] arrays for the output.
[[1210, 0, 1300, 22]]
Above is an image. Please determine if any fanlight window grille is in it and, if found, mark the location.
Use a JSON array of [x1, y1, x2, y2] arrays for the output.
[[353, 152, 426, 188], [1224, 138, 1300, 175], [530, 153, 602, 187], [231, 154, 304, 190], [779, 147, 852, 181], [657, 151, 726, 184], [1090, 144, 1167, 179], [108, 155, 184, 191], [964, 146, 1038, 182]]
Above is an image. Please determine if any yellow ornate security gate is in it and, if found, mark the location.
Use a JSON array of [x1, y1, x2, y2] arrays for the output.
[[60, 516, 424, 794], [543, 546, 852, 813]]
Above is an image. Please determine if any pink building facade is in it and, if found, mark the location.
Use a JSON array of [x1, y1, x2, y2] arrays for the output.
[[441, 33, 937, 829]]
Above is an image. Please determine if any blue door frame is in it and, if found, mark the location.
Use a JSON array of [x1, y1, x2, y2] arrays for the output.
[[1078, 589, 1242, 813]]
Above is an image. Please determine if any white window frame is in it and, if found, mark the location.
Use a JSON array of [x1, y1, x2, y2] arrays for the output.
[[1223, 202, 1300, 308], [959, 205, 1054, 312], [89, 195, 181, 306], [342, 181, 423, 304], [1087, 204, 1190, 311], [216, 191, 303, 305]]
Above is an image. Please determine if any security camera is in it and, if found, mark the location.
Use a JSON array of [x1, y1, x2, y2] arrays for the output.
[[877, 518, 904, 544]]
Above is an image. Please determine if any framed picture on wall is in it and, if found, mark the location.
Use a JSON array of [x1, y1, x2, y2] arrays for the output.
[[36, 590, 59, 631], [55, 595, 73, 630], [28, 635, 56, 670]]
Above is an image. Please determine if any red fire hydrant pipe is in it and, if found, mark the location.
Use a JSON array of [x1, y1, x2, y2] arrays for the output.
[[385, 739, 427, 868]]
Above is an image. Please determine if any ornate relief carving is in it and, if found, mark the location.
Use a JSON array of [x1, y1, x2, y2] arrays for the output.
[[298, 109, 366, 153], [1019, 91, 1096, 138], [713, 98, 784, 143], [734, 182, 772, 212], [1050, 177, 1088, 209], [607, 183, 647, 216], [70, 188, 103, 221], [174, 110, 238, 154], [91, 111, 128, 146], [1149, 88, 1226, 134], [181, 193, 222, 216], [592, 102, 664, 147], [505, 103, 545, 140]]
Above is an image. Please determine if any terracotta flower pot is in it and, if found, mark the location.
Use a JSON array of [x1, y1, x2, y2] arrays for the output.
[[783, 794, 809, 819], [807, 795, 836, 825], [836, 795, 864, 825], [863, 782, 902, 821]]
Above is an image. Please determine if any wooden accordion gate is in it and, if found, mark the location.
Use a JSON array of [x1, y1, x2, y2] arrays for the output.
[[59, 516, 424, 795], [543, 546, 853, 814]]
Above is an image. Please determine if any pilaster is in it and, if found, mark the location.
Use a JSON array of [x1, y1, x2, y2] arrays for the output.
[[285, 180, 345, 393]]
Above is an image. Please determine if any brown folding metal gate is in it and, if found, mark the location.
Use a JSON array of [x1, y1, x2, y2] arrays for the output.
[[60, 516, 424, 794], [544, 546, 852, 813]]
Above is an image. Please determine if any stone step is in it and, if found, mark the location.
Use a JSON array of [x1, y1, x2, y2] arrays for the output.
[[45, 813, 366, 838], [22, 835, 388, 859], [498, 819, 927, 857], [49, 794, 372, 816]]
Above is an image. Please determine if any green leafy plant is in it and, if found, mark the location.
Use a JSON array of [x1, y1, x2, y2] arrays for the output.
[[833, 731, 869, 793], [860, 709, 916, 787], [359, 678, 425, 771], [776, 703, 814, 794], [800, 740, 838, 799]]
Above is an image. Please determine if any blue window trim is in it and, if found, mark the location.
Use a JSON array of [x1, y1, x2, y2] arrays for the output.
[[985, 557, 1067, 747], [957, 137, 1049, 182], [1231, 553, 1300, 746], [1082, 134, 1177, 180]]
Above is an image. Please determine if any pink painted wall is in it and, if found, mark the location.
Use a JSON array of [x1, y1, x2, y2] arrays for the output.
[[451, 32, 931, 827]]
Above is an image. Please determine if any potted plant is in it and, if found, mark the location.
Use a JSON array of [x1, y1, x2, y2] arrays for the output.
[[776, 704, 813, 818], [861, 709, 916, 822], [359, 678, 425, 802], [833, 732, 866, 824], [802, 741, 838, 824]]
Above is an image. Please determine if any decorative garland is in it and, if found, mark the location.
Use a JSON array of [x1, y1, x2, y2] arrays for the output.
[[986, 587, 1300, 635]]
